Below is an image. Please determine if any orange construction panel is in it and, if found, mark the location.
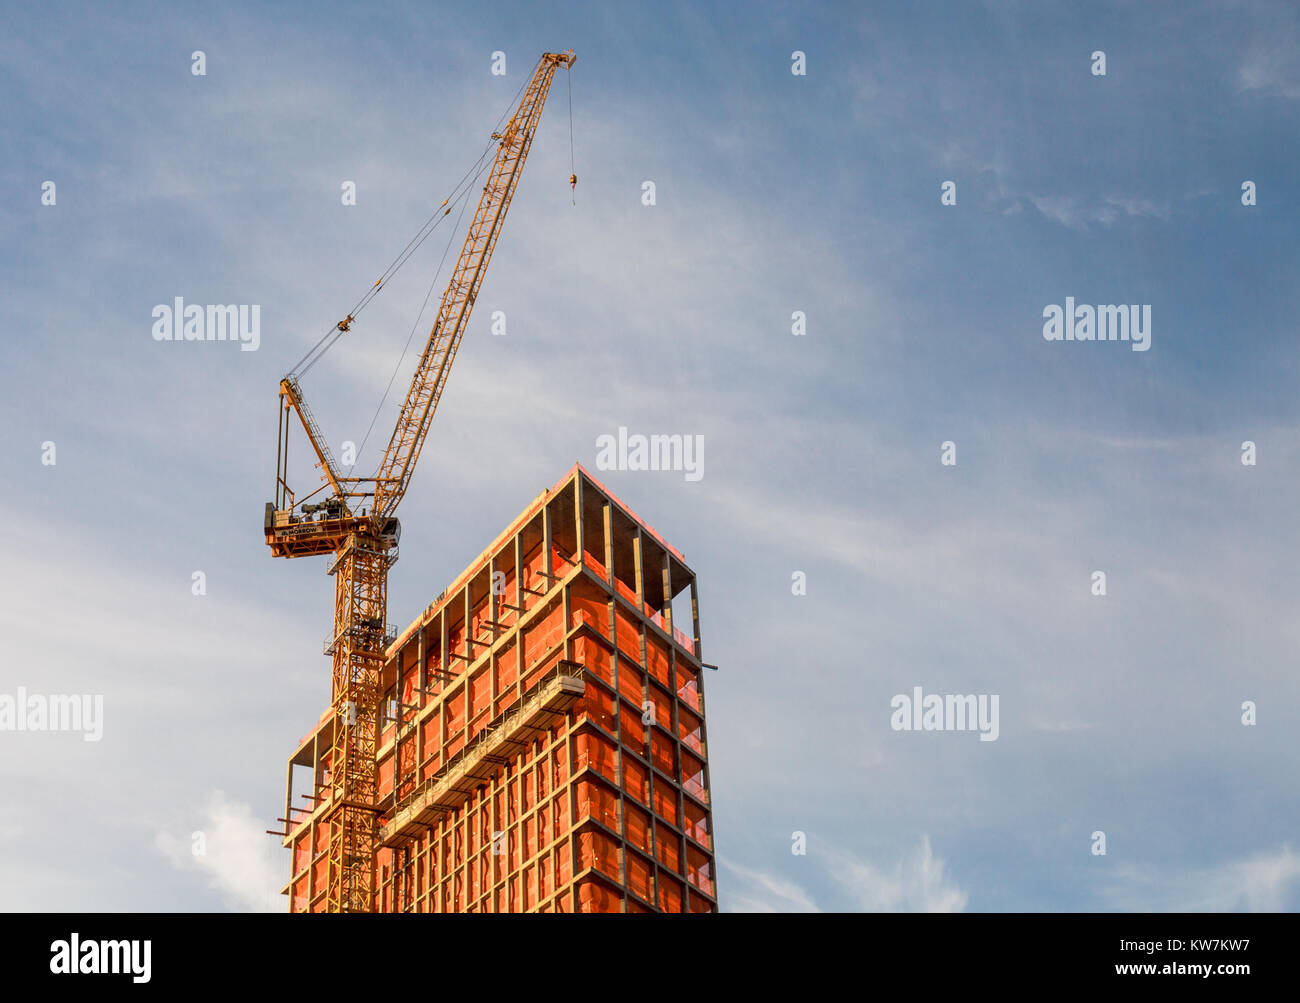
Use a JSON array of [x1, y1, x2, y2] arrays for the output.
[[522, 608, 564, 680], [470, 668, 491, 719], [398, 740, 417, 799]]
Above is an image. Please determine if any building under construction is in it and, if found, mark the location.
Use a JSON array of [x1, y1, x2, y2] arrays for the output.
[[279, 465, 718, 912]]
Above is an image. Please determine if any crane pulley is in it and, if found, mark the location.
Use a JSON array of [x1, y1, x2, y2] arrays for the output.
[[264, 49, 576, 913]]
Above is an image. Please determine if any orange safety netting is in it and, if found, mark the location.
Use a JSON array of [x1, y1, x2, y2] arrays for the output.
[[614, 607, 640, 664], [627, 850, 652, 901], [570, 581, 610, 640], [522, 606, 564, 676], [646, 636, 670, 689], [624, 802, 651, 854], [574, 634, 612, 684], [677, 663, 700, 712], [582, 685, 616, 732], [617, 660, 643, 706], [619, 704, 646, 748], [445, 689, 464, 736], [622, 756, 648, 805], [576, 777, 619, 830], [678, 705, 703, 754], [496, 638, 518, 689], [682, 750, 706, 802], [653, 779, 678, 827], [650, 729, 675, 779], [577, 877, 620, 913], [577, 830, 621, 881], [658, 873, 683, 912], [656, 821, 680, 873], [687, 845, 713, 896], [684, 800, 709, 846]]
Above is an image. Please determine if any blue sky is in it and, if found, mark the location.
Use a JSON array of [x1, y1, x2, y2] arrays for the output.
[[3, 0, 1299, 911]]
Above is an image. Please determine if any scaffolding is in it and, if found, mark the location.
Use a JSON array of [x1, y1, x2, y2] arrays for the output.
[[279, 464, 717, 912]]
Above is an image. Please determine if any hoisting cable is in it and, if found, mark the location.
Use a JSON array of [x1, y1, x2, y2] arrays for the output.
[[339, 66, 535, 468], [346, 155, 487, 474], [568, 67, 576, 205], [285, 68, 534, 381], [287, 144, 492, 379]]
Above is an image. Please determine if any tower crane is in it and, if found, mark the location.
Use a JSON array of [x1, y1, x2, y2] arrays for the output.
[[264, 50, 576, 913]]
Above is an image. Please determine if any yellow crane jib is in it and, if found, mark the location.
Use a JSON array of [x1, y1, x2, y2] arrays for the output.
[[263, 50, 575, 913]]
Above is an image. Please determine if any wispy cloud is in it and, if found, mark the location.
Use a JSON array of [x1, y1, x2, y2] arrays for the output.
[[828, 836, 969, 912], [1027, 194, 1171, 231], [1106, 846, 1300, 912], [721, 860, 821, 913], [724, 836, 967, 913], [1237, 28, 1300, 100], [155, 791, 283, 913]]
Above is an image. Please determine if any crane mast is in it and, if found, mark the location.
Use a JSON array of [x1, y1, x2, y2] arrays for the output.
[[265, 50, 575, 913]]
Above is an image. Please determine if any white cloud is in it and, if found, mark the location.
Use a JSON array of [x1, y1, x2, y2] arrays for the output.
[[828, 836, 969, 912], [1238, 37, 1300, 99], [724, 836, 967, 913], [1107, 845, 1300, 912], [155, 790, 283, 913], [1027, 194, 1170, 231], [721, 860, 821, 913]]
